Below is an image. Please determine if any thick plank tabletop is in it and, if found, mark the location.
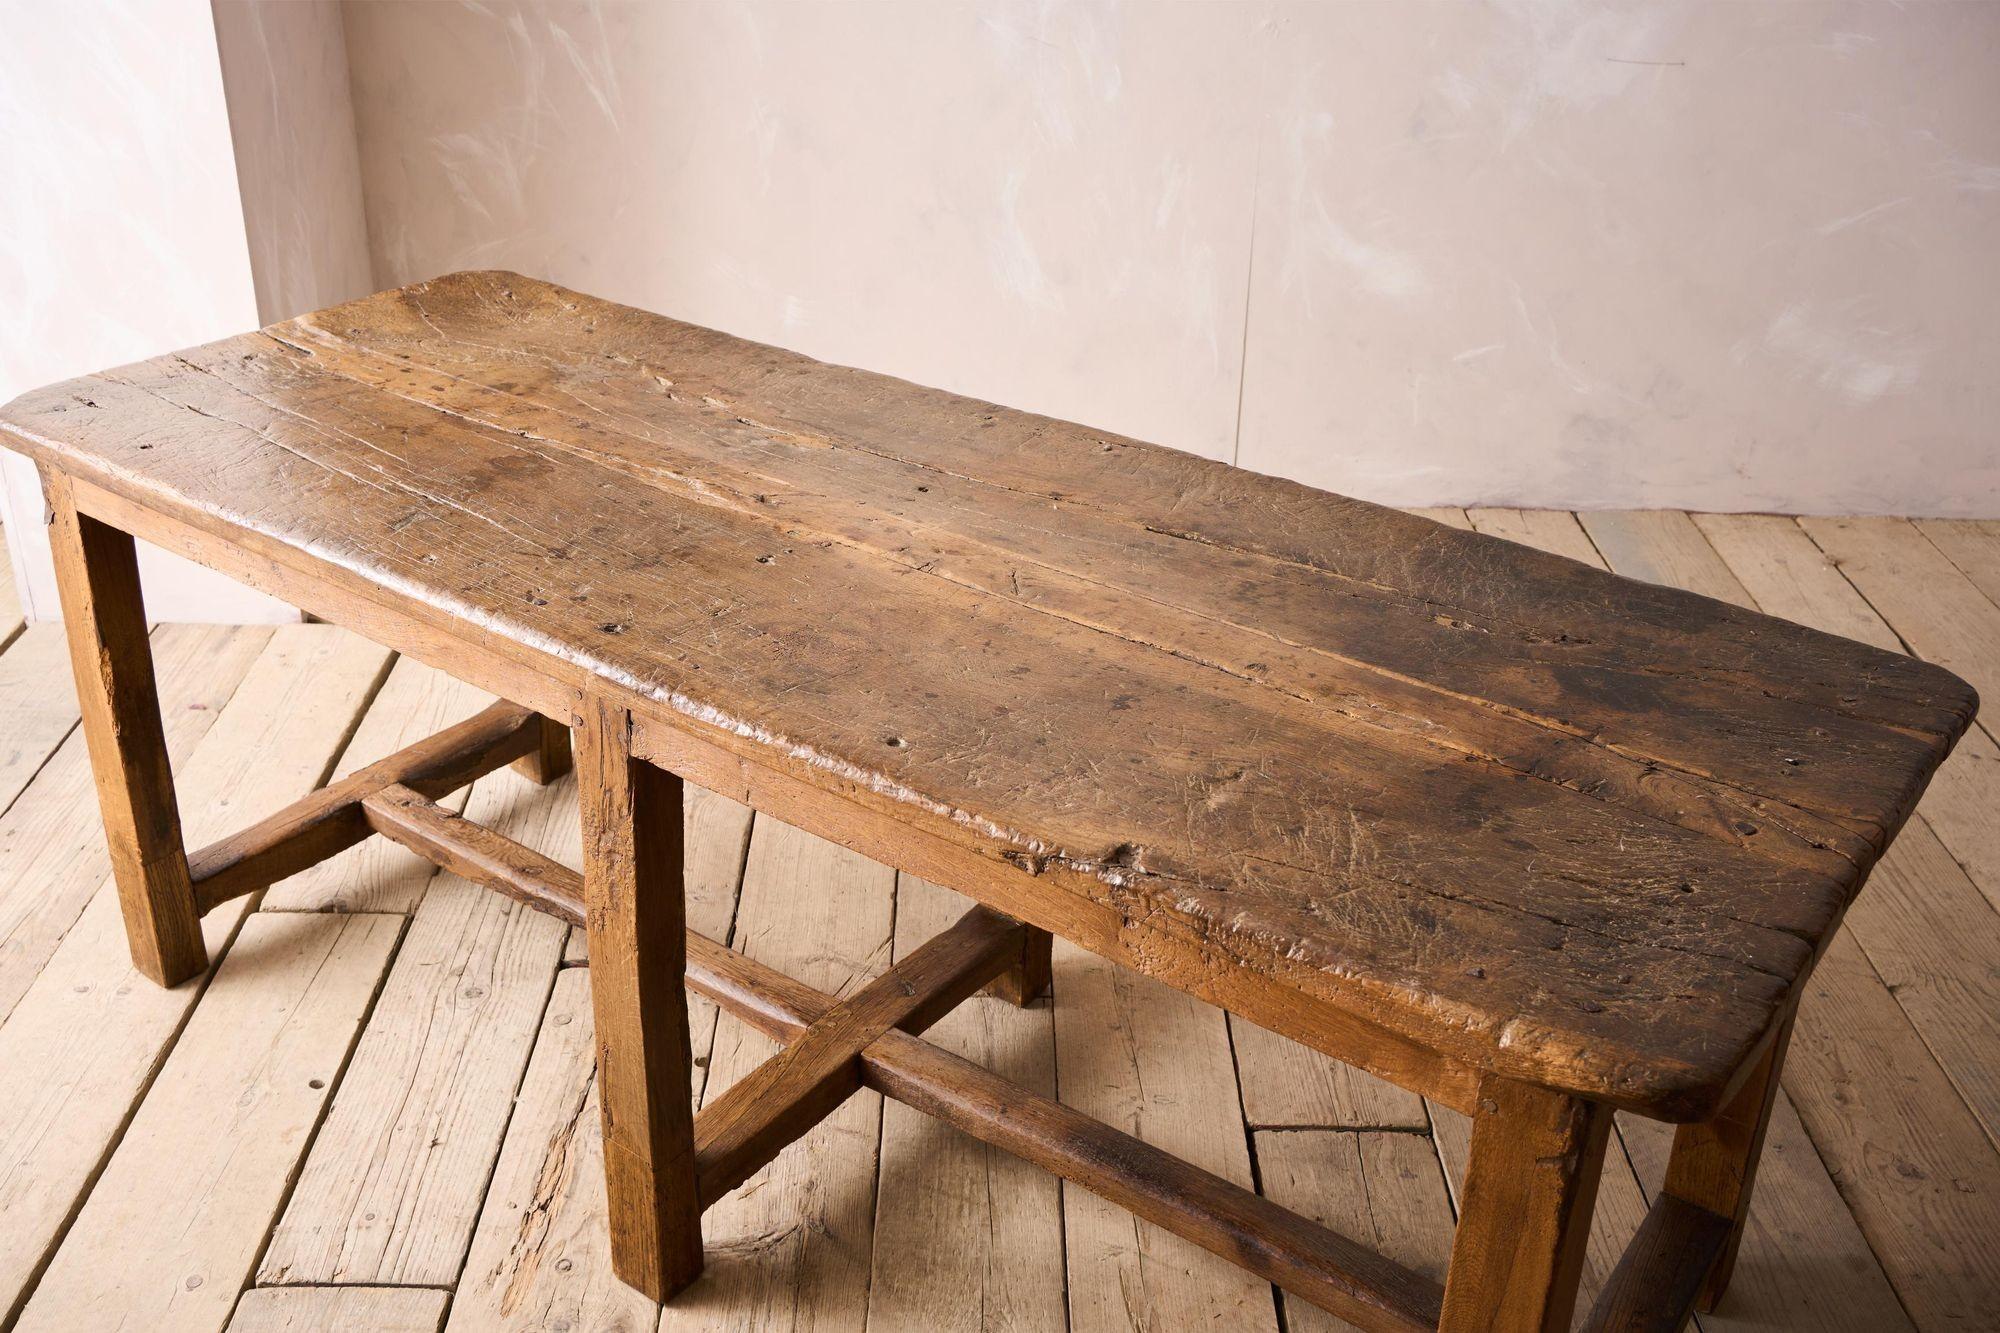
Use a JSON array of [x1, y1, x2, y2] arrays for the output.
[[1, 272, 1975, 1117]]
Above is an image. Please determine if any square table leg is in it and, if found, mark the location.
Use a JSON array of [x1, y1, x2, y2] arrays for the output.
[[1439, 1076, 1611, 1332], [512, 712, 573, 786], [984, 923, 1052, 1007], [1663, 1015, 1795, 1310], [574, 696, 704, 1301], [42, 468, 205, 987]]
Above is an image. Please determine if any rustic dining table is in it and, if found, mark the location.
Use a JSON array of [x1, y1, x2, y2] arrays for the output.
[[0, 271, 1975, 1332]]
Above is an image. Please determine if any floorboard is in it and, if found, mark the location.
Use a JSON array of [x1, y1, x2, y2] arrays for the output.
[[1257, 1130, 1455, 1333], [0, 627, 79, 818], [15, 912, 402, 1333], [0, 624, 268, 1022], [864, 874, 1065, 1332], [0, 626, 389, 1324], [227, 1285, 449, 1333], [0, 532, 23, 652], [258, 769, 574, 1287]]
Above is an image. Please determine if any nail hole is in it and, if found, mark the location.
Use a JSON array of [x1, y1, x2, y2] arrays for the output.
[[308, 1079, 325, 1090]]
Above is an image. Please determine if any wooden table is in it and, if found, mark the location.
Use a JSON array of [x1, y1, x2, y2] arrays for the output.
[[1, 272, 1974, 1332]]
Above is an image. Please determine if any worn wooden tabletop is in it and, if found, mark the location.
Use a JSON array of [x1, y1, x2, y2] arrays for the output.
[[0, 271, 1975, 1118]]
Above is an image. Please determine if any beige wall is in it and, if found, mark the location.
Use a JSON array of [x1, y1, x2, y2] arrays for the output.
[[0, 0, 297, 621], [340, 0, 2000, 516], [213, 0, 376, 325]]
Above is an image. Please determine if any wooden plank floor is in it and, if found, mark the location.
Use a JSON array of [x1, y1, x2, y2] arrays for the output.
[[0, 510, 1994, 1332]]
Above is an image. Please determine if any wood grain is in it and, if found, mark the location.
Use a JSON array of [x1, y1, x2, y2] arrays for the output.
[[1662, 1014, 1792, 1307], [1438, 1078, 1610, 1332], [189, 698, 539, 911], [0, 626, 82, 817], [14, 912, 401, 1333], [0, 530, 21, 650], [1583, 1194, 1732, 1333], [259, 770, 573, 1286], [448, 968, 658, 1332], [690, 905, 1020, 1204], [334, 793, 1445, 1328], [1465, 508, 1601, 566], [659, 811, 893, 1331], [1800, 517, 1997, 729], [574, 696, 703, 1301], [513, 713, 572, 786], [1051, 937, 1279, 1331], [0, 270, 1975, 1114], [1431, 1103, 1656, 1321], [867, 874, 1064, 1332], [1618, 1097, 1915, 1331], [227, 1286, 448, 1333], [1599, 508, 2000, 1329], [0, 625, 390, 1323], [0, 625, 268, 1023], [260, 657, 495, 913], [1256, 1130, 1456, 1333], [447, 787, 750, 1332], [42, 468, 203, 985]]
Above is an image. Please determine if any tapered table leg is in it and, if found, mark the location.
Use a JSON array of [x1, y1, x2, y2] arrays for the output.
[[512, 712, 573, 785], [1439, 1076, 1610, 1332], [43, 468, 204, 987], [1664, 1016, 1794, 1309], [575, 697, 703, 1301], [985, 923, 1052, 1007]]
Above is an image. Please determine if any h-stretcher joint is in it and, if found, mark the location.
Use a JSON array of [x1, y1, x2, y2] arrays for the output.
[[186, 710, 1469, 1332], [169, 704, 1741, 1333]]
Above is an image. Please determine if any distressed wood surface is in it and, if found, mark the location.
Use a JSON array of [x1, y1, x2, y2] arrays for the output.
[[1592, 511, 2000, 1328], [1438, 1079, 1610, 1331], [1432, 1101, 1656, 1320], [0, 272, 1976, 1114], [44, 471, 204, 985], [575, 698, 704, 1301]]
